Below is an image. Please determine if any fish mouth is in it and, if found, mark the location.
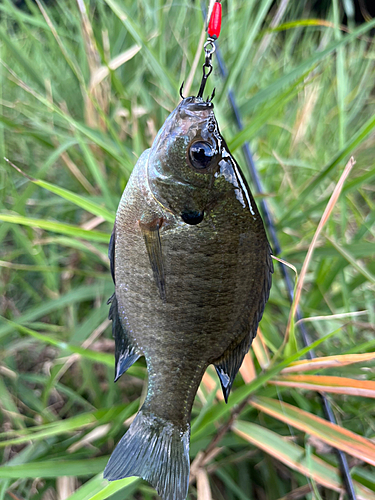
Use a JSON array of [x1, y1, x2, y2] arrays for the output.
[[181, 210, 204, 225], [179, 96, 214, 113]]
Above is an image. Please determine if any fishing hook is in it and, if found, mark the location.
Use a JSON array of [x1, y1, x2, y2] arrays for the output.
[[207, 87, 216, 102], [197, 38, 216, 98], [179, 81, 185, 99]]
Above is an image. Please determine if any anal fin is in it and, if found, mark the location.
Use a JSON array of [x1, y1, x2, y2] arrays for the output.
[[140, 218, 166, 303], [214, 334, 251, 403], [108, 293, 140, 381]]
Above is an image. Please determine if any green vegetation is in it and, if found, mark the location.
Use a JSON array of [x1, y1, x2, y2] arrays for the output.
[[1, 0, 374, 499]]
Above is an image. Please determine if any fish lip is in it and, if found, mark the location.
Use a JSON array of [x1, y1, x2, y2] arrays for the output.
[[179, 96, 214, 113]]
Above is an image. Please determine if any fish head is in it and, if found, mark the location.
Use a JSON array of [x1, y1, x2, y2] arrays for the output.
[[147, 96, 224, 225]]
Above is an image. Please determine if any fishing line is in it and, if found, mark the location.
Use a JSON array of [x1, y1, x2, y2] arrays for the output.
[[198, 2, 357, 499]]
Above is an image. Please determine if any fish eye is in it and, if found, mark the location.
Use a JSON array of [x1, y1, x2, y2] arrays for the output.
[[188, 141, 215, 170]]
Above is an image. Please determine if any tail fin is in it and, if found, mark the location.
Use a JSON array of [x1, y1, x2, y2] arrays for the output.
[[104, 410, 190, 500]]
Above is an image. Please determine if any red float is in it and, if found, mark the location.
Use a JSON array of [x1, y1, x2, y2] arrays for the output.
[[208, 2, 222, 39]]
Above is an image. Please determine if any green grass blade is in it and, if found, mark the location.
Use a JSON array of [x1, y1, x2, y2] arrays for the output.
[[0, 458, 108, 478], [8, 162, 115, 222], [67, 475, 140, 500], [0, 403, 138, 448], [0, 213, 110, 242]]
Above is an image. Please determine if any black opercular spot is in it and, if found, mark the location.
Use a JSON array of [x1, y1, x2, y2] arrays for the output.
[[189, 141, 215, 170], [181, 211, 204, 225]]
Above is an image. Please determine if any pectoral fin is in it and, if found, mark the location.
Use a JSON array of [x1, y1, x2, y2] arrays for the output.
[[214, 334, 251, 403], [108, 293, 140, 382], [140, 218, 166, 303]]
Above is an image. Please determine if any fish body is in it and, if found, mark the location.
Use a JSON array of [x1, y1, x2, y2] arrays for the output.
[[104, 97, 273, 500]]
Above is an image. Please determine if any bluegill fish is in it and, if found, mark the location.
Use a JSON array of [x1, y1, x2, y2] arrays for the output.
[[104, 96, 273, 500]]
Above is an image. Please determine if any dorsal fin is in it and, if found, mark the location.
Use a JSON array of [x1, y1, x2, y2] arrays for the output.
[[107, 225, 139, 381]]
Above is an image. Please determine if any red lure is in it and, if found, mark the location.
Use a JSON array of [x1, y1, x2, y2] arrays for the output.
[[208, 2, 222, 39]]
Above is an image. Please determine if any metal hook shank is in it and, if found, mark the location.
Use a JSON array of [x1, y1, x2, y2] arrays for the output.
[[197, 64, 213, 98], [196, 38, 216, 98]]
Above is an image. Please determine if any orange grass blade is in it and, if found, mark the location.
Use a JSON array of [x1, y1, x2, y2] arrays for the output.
[[270, 375, 375, 398], [239, 352, 257, 384], [281, 352, 375, 373], [250, 396, 375, 466], [201, 371, 224, 401], [233, 421, 375, 500], [252, 328, 270, 368]]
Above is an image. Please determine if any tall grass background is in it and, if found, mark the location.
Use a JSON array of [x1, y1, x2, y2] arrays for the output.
[[0, 0, 374, 499]]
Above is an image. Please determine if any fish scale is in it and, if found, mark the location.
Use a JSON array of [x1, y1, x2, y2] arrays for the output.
[[104, 96, 273, 500]]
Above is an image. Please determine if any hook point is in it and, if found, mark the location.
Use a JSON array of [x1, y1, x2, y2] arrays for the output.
[[207, 87, 216, 102], [179, 82, 185, 99]]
